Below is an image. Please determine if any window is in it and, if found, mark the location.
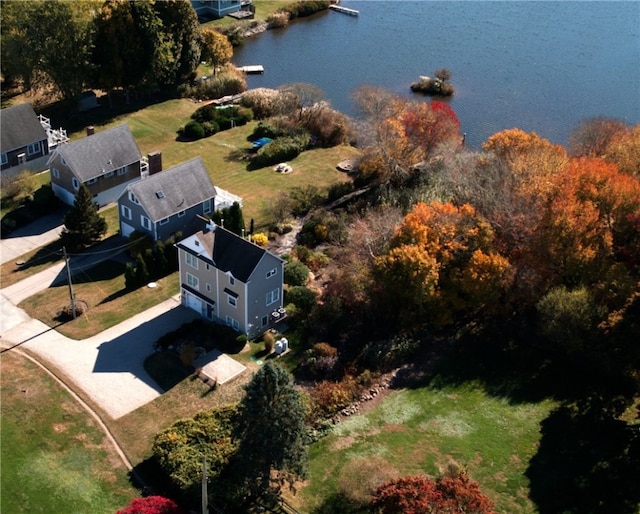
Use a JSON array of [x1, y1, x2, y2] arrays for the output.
[[121, 205, 132, 220], [155, 190, 165, 199], [266, 267, 278, 279], [206, 283, 212, 292], [178, 210, 186, 218], [117, 167, 126, 176], [225, 288, 238, 307], [1, 153, 8, 165], [129, 191, 140, 204], [225, 316, 239, 331], [27, 142, 41, 156], [262, 315, 268, 327], [205, 263, 210, 271], [86, 177, 98, 185], [141, 215, 151, 230], [203, 198, 212, 214], [186, 273, 199, 290], [159, 217, 169, 226], [51, 167, 60, 179], [229, 275, 235, 285], [185, 252, 198, 269], [266, 288, 280, 306], [72, 177, 80, 190], [103, 171, 114, 178]]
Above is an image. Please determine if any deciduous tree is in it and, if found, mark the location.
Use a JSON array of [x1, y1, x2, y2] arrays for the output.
[[372, 472, 496, 514], [568, 116, 630, 158], [374, 202, 511, 330], [200, 29, 233, 75]]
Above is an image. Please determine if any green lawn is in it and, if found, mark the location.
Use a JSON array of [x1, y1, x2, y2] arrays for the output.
[[19, 261, 180, 340], [76, 100, 359, 230], [294, 383, 555, 513], [0, 351, 137, 513]]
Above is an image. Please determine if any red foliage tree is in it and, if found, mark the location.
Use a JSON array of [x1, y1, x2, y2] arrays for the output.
[[116, 495, 184, 514], [372, 472, 496, 514]]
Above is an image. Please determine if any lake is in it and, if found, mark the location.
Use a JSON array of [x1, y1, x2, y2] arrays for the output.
[[233, 1, 640, 148]]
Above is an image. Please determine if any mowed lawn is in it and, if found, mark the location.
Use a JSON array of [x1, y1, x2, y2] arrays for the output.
[[83, 98, 360, 229], [19, 260, 180, 340], [293, 383, 555, 513], [0, 351, 137, 513]]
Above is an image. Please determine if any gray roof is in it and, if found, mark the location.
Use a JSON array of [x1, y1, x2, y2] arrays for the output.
[[128, 157, 217, 222], [1, 103, 47, 153], [55, 124, 141, 181], [195, 226, 273, 283]]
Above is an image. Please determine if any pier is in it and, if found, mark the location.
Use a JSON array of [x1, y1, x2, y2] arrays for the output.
[[238, 65, 264, 74], [329, 4, 359, 16]]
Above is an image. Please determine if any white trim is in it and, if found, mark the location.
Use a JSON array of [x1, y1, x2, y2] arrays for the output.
[[121, 204, 132, 220], [186, 272, 199, 290], [185, 252, 199, 269]]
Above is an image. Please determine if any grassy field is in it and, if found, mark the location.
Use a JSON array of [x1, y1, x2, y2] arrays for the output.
[[75, 100, 359, 230], [19, 261, 180, 340], [292, 383, 555, 513], [0, 351, 137, 513]]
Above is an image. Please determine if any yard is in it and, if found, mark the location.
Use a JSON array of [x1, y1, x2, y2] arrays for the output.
[[83, 99, 359, 230], [292, 384, 555, 513], [0, 351, 137, 513]]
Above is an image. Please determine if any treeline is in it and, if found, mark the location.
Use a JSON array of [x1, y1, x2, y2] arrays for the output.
[[1, 0, 202, 105]]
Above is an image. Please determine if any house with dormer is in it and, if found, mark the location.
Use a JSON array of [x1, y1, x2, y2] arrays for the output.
[[175, 222, 285, 338], [47, 124, 146, 207], [118, 156, 242, 241]]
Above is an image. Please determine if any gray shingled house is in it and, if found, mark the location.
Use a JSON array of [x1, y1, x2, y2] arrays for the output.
[[176, 222, 285, 338], [47, 124, 146, 207], [1, 103, 50, 174], [117, 157, 241, 242]]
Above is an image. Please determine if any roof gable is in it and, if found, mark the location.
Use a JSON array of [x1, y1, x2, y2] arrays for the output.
[[55, 124, 141, 181], [1, 103, 47, 153], [179, 225, 282, 283], [127, 157, 217, 221]]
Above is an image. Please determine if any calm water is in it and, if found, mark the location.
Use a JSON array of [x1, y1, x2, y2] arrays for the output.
[[233, 1, 640, 148]]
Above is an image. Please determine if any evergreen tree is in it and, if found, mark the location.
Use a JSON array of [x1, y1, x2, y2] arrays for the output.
[[228, 362, 308, 507], [60, 184, 107, 249]]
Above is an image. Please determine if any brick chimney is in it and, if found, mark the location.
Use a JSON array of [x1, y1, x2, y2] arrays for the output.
[[148, 151, 162, 175], [86, 125, 95, 136]]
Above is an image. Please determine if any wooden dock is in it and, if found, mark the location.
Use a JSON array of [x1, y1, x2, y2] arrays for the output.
[[329, 4, 359, 16], [238, 65, 264, 74]]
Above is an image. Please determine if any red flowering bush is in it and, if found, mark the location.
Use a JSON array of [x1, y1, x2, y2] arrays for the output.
[[116, 495, 184, 514]]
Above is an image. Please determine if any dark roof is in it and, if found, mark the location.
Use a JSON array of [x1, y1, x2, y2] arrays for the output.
[[1, 103, 47, 153], [127, 157, 216, 222], [196, 226, 272, 282], [55, 124, 141, 181]]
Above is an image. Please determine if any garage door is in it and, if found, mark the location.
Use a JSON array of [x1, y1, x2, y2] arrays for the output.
[[185, 291, 202, 314], [120, 222, 135, 238]]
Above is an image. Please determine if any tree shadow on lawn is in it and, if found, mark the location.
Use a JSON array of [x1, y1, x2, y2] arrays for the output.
[[395, 317, 640, 514], [526, 400, 640, 514]]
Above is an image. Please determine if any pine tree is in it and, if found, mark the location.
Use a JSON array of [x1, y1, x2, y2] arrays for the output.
[[60, 184, 107, 249], [228, 362, 308, 507]]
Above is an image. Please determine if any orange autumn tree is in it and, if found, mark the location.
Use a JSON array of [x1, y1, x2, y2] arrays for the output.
[[603, 124, 640, 178], [353, 86, 460, 186], [536, 157, 640, 299], [374, 202, 512, 329]]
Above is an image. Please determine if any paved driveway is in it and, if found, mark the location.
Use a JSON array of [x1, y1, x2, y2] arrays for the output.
[[1, 295, 199, 419], [0, 211, 65, 265]]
